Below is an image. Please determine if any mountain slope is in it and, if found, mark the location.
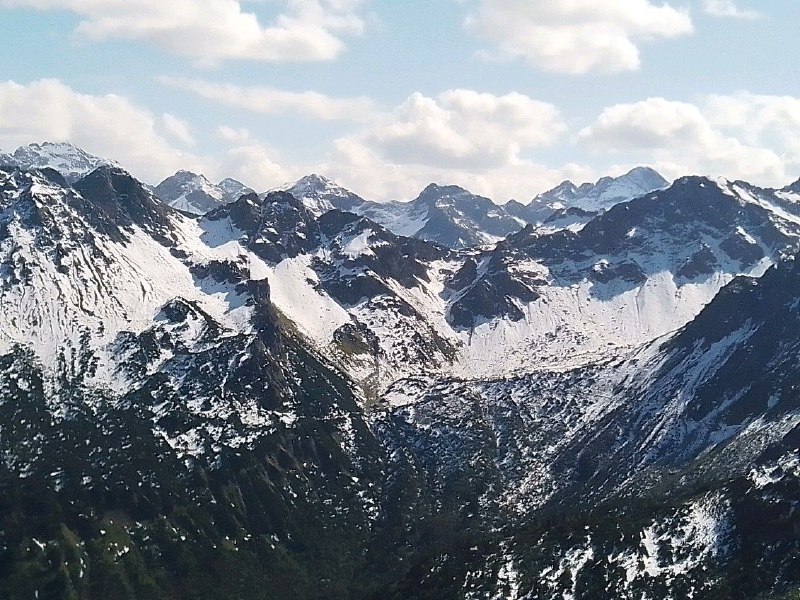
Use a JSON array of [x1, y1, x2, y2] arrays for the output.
[[372, 257, 800, 599], [445, 176, 800, 376], [1, 154, 800, 599], [200, 191, 460, 399], [0, 165, 392, 598], [238, 175, 800, 391]]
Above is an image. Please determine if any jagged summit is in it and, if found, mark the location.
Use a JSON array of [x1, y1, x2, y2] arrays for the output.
[[503, 166, 669, 232], [293, 173, 337, 187], [405, 182, 521, 248], [0, 141, 119, 183], [154, 170, 252, 215], [75, 165, 175, 242], [532, 166, 668, 213], [277, 173, 365, 216], [782, 176, 800, 194], [416, 182, 472, 202], [218, 176, 254, 200]]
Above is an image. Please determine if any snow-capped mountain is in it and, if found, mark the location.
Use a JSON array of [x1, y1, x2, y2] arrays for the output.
[[281, 169, 664, 249], [1, 151, 799, 599], [281, 174, 524, 249], [154, 170, 254, 215], [230, 175, 800, 394], [399, 183, 523, 248], [538, 165, 669, 211], [507, 166, 669, 228], [0, 141, 120, 183], [277, 173, 366, 216], [218, 176, 255, 202], [375, 255, 800, 595], [0, 163, 386, 599], [784, 177, 800, 194]]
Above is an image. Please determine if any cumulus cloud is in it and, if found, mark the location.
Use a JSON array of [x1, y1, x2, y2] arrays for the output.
[[703, 0, 760, 19], [705, 92, 800, 153], [212, 127, 297, 189], [0, 0, 366, 65], [466, 0, 693, 74], [358, 89, 566, 171], [320, 90, 585, 201], [0, 78, 202, 182], [0, 79, 588, 200], [158, 76, 377, 121], [322, 136, 594, 203], [578, 95, 799, 185], [218, 143, 295, 189]]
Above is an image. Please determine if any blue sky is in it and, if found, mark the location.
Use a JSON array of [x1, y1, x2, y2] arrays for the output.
[[0, 0, 797, 202]]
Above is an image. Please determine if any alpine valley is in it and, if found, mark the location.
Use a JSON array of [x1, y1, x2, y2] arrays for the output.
[[0, 142, 798, 600]]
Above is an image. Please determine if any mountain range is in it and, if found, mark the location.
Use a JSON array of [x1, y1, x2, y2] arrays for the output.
[[0, 141, 120, 182], [1, 143, 669, 248], [0, 142, 798, 599]]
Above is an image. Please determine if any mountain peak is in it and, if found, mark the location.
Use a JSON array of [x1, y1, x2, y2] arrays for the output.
[[154, 170, 234, 215], [72, 165, 175, 243], [217, 177, 254, 201], [416, 183, 476, 207], [420, 182, 469, 194], [783, 177, 800, 194], [280, 173, 364, 216], [533, 166, 668, 214], [1, 141, 119, 183], [285, 173, 347, 196], [626, 165, 662, 177], [172, 169, 205, 180], [297, 173, 335, 185], [620, 165, 669, 186], [30, 140, 80, 152]]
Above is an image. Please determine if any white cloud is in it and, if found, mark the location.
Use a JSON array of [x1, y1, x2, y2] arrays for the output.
[[162, 113, 196, 147], [0, 78, 303, 190], [209, 126, 297, 189], [0, 79, 591, 201], [217, 126, 254, 146], [159, 76, 377, 121], [0, 0, 366, 65], [322, 136, 594, 203], [466, 0, 693, 74], [359, 89, 566, 171], [578, 95, 798, 185], [309, 89, 589, 201], [705, 92, 800, 153], [703, 0, 760, 19], [217, 143, 295, 189], [0, 78, 202, 182]]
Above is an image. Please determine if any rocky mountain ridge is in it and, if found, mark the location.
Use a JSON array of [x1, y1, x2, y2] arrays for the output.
[[0, 141, 120, 182], [0, 147, 799, 599], [154, 170, 254, 215], [3, 143, 667, 249]]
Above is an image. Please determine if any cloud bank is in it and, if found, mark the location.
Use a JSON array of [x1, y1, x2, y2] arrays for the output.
[[0, 0, 367, 65], [466, 0, 693, 74]]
